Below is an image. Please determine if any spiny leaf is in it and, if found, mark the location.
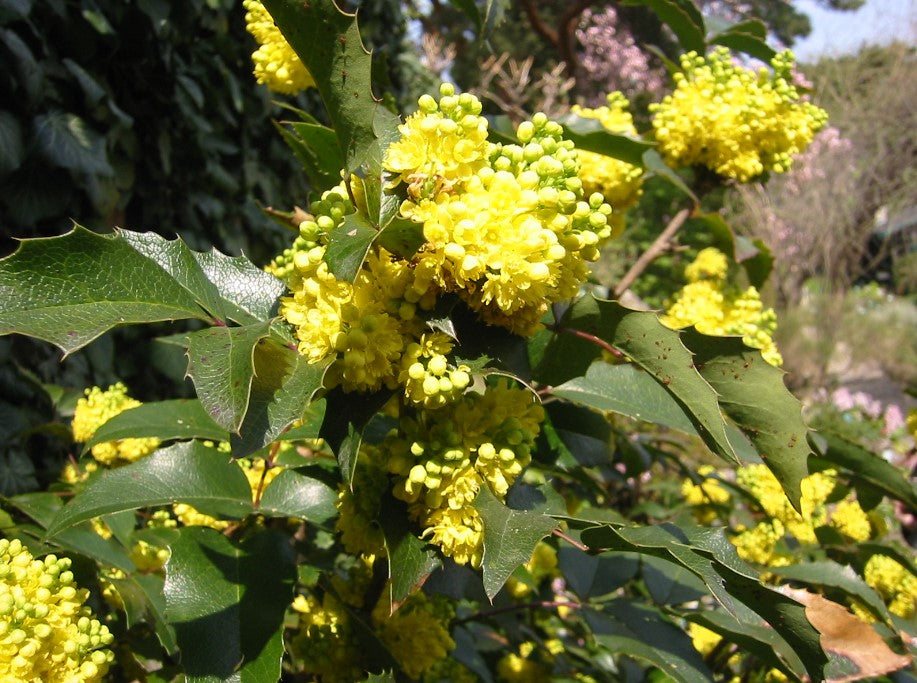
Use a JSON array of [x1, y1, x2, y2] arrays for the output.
[[325, 212, 377, 282], [559, 114, 654, 167], [625, 0, 706, 53], [45, 442, 253, 537], [679, 329, 811, 510], [474, 486, 557, 600], [0, 226, 209, 354], [84, 399, 229, 451], [164, 527, 296, 682], [379, 503, 441, 604], [185, 322, 271, 434], [257, 468, 337, 523]]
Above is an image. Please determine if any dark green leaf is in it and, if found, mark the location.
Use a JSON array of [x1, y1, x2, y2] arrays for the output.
[[287, 121, 344, 192], [557, 297, 737, 463], [474, 486, 557, 600], [379, 503, 441, 603], [0, 110, 24, 176], [164, 527, 296, 682], [107, 573, 178, 654], [0, 226, 209, 354], [324, 212, 377, 282], [377, 217, 425, 259], [810, 431, 917, 509], [642, 555, 707, 605], [260, 0, 380, 173], [85, 399, 229, 451], [624, 0, 705, 53], [559, 115, 654, 167], [642, 149, 699, 202], [553, 361, 698, 434], [257, 468, 337, 523], [680, 329, 812, 510], [230, 339, 328, 458], [320, 387, 394, 484], [587, 602, 713, 682], [45, 442, 253, 536], [34, 111, 112, 175], [557, 547, 639, 599], [185, 322, 271, 433], [709, 28, 776, 63]]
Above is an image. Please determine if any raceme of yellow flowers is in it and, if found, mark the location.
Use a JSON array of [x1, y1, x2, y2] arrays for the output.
[[243, 0, 314, 94], [71, 383, 159, 466], [571, 91, 645, 214], [0, 539, 114, 682], [683, 464, 917, 618], [661, 247, 783, 366], [650, 47, 828, 182]]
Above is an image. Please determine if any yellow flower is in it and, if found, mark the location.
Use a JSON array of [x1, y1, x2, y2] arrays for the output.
[[497, 641, 552, 683], [683, 465, 731, 524], [863, 553, 917, 618], [0, 539, 114, 682], [651, 48, 827, 181], [288, 592, 364, 682], [572, 92, 644, 211], [243, 0, 314, 94], [71, 383, 159, 466], [374, 592, 455, 679], [661, 248, 783, 366]]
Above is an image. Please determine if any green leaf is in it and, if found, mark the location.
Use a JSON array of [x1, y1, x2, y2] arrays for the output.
[[624, 0, 706, 53], [810, 431, 917, 509], [642, 555, 708, 605], [0, 226, 209, 354], [379, 503, 441, 603], [474, 486, 557, 600], [320, 387, 394, 486], [376, 217, 425, 259], [679, 329, 811, 510], [559, 115, 654, 167], [557, 548, 639, 599], [257, 468, 337, 523], [709, 25, 776, 63], [119, 230, 282, 326], [85, 399, 229, 452], [229, 339, 328, 458], [164, 527, 296, 682], [260, 0, 379, 173], [556, 297, 737, 463], [185, 322, 271, 433], [45, 442, 253, 536], [642, 149, 699, 202], [34, 111, 112, 175], [285, 120, 345, 192], [324, 212, 377, 282], [586, 601, 713, 682], [553, 361, 698, 434], [107, 573, 178, 654]]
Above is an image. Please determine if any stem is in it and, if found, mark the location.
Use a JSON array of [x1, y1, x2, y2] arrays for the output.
[[545, 324, 623, 359], [613, 207, 692, 299], [553, 528, 588, 552], [456, 600, 584, 624]]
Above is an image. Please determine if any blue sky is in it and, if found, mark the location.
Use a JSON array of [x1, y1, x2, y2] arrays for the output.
[[793, 0, 916, 61]]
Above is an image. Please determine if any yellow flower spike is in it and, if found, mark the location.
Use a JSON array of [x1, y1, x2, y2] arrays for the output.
[[651, 47, 827, 181], [243, 0, 314, 94], [0, 539, 114, 682], [72, 383, 159, 466], [374, 592, 455, 679]]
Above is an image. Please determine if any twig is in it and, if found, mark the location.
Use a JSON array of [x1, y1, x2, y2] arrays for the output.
[[613, 207, 692, 298], [456, 599, 584, 624], [553, 528, 589, 552]]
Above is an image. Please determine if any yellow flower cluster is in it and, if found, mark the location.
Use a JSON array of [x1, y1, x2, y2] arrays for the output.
[[243, 0, 314, 94], [497, 641, 553, 683], [0, 539, 114, 682], [376, 381, 544, 566], [288, 592, 364, 683], [373, 591, 455, 679], [71, 383, 159, 466], [661, 247, 783, 366], [862, 553, 917, 618], [681, 464, 731, 524], [571, 92, 644, 213], [650, 48, 827, 181], [335, 454, 388, 557]]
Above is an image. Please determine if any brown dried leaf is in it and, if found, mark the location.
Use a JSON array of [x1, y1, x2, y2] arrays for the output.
[[780, 586, 911, 682]]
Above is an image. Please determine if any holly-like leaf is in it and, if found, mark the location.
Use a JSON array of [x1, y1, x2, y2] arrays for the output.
[[164, 527, 296, 682], [45, 442, 253, 536], [324, 212, 377, 282], [474, 486, 557, 600], [229, 339, 328, 458], [185, 322, 271, 434], [0, 226, 209, 354], [679, 329, 811, 510], [810, 430, 917, 510], [559, 115, 654, 167], [642, 149, 699, 202], [626, 0, 706, 53], [257, 468, 337, 523], [119, 230, 283, 326], [85, 399, 229, 451], [709, 21, 777, 63], [379, 503, 441, 604], [586, 601, 713, 682], [107, 573, 178, 654], [260, 0, 379, 173], [552, 361, 698, 435], [320, 387, 394, 486], [282, 120, 345, 193], [555, 297, 737, 463]]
